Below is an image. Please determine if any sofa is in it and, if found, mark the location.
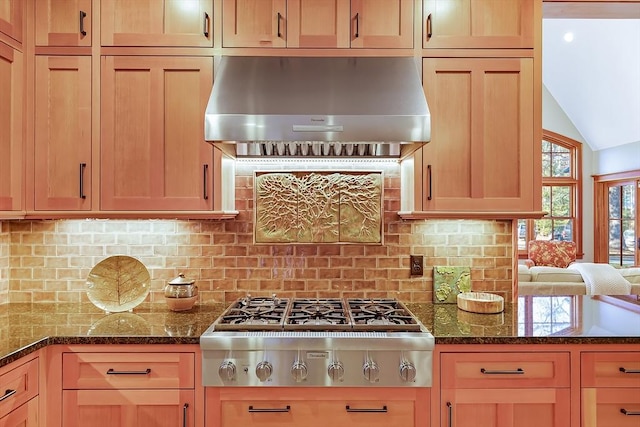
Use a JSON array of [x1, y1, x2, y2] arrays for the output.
[[518, 264, 640, 295], [519, 239, 640, 295]]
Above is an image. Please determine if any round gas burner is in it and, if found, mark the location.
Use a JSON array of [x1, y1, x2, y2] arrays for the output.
[[299, 303, 336, 317]]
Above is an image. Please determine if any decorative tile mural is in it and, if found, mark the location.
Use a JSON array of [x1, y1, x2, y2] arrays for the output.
[[433, 266, 471, 303], [254, 171, 383, 244]]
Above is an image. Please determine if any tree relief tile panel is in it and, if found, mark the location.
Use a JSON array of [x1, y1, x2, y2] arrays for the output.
[[255, 171, 383, 244]]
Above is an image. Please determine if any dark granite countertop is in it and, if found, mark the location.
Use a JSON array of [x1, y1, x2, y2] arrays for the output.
[[1, 295, 639, 368]]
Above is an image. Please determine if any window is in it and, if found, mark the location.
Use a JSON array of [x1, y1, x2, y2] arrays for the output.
[[593, 171, 639, 267], [518, 130, 582, 257]]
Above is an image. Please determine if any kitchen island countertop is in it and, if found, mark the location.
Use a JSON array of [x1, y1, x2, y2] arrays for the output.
[[1, 295, 639, 368]]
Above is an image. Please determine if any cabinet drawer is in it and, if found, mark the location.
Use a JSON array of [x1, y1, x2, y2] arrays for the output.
[[221, 400, 414, 427], [0, 358, 38, 419], [62, 352, 194, 389], [582, 352, 640, 388], [441, 352, 570, 388], [583, 387, 640, 427]]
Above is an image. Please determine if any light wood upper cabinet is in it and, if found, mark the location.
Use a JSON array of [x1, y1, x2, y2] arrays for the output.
[[287, 0, 350, 48], [101, 0, 213, 47], [222, 0, 287, 47], [222, 0, 413, 48], [34, 56, 92, 211], [350, 0, 413, 48], [0, 0, 23, 45], [419, 57, 536, 212], [0, 42, 23, 213], [100, 56, 215, 211], [35, 0, 92, 47], [423, 0, 535, 48]]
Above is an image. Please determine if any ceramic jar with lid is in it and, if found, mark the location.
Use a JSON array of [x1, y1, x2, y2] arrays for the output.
[[164, 273, 198, 311]]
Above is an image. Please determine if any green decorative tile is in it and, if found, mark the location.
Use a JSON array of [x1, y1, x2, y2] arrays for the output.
[[433, 266, 471, 303]]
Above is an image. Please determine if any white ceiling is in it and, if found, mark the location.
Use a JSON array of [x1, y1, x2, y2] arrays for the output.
[[542, 19, 640, 151]]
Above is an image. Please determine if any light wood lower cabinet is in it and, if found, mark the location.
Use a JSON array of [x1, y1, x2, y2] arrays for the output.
[[62, 389, 194, 427], [60, 348, 197, 427], [439, 351, 571, 426], [0, 396, 38, 427], [442, 388, 570, 427], [0, 356, 39, 427], [582, 351, 640, 427], [208, 387, 429, 427]]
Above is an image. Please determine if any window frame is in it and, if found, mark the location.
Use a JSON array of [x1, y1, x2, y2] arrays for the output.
[[518, 130, 583, 259], [593, 169, 640, 266]]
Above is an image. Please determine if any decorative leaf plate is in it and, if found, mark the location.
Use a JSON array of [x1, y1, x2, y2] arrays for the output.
[[86, 256, 151, 313]]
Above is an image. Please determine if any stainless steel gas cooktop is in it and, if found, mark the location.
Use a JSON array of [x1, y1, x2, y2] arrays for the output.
[[200, 296, 434, 387]]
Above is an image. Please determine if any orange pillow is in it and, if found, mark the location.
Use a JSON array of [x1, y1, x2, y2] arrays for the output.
[[528, 240, 577, 268]]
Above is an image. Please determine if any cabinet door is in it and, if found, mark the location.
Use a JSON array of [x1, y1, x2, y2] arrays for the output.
[[35, 0, 91, 47], [287, 0, 350, 48], [423, 0, 534, 48], [0, 0, 22, 44], [222, 0, 286, 47], [62, 389, 194, 427], [421, 57, 536, 212], [101, 56, 214, 211], [0, 397, 38, 427], [350, 0, 413, 48], [101, 0, 213, 47], [442, 388, 570, 427], [34, 56, 92, 211], [583, 388, 640, 427], [0, 42, 23, 212]]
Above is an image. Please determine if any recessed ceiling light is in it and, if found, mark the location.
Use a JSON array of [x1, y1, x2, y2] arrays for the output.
[[563, 32, 574, 43]]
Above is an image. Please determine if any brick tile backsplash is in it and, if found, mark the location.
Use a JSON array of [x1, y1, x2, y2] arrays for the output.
[[0, 164, 514, 304]]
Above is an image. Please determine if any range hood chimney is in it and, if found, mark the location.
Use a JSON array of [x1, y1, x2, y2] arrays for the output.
[[204, 56, 430, 159]]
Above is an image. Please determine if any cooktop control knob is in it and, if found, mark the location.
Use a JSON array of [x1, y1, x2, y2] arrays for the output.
[[327, 361, 345, 382], [255, 361, 273, 382], [218, 360, 236, 381], [291, 361, 308, 383], [363, 361, 379, 383], [399, 361, 417, 382]]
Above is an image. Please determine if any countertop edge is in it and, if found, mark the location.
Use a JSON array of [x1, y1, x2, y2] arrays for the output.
[[4, 335, 640, 370]]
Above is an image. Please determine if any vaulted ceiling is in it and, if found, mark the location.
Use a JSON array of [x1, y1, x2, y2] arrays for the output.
[[542, 3, 640, 151]]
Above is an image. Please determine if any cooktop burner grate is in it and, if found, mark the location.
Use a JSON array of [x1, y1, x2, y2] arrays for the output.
[[285, 298, 351, 330]]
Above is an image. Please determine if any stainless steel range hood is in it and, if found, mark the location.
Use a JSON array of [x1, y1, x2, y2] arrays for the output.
[[204, 56, 430, 159]]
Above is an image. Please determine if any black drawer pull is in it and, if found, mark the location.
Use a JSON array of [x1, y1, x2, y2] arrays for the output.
[[346, 405, 387, 413], [620, 367, 640, 374], [0, 389, 16, 402], [79, 10, 87, 36], [203, 12, 210, 37], [621, 409, 640, 416], [106, 368, 151, 375], [480, 368, 524, 375], [248, 405, 291, 413]]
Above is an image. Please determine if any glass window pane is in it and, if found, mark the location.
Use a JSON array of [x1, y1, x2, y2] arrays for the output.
[[609, 186, 621, 219], [622, 184, 635, 219], [542, 140, 551, 152], [517, 219, 527, 250], [542, 152, 552, 177], [535, 218, 552, 240], [552, 144, 569, 153], [542, 186, 551, 213], [552, 153, 571, 177], [550, 186, 571, 217]]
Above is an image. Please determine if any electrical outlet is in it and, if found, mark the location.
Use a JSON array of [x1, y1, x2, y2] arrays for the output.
[[410, 255, 423, 276]]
